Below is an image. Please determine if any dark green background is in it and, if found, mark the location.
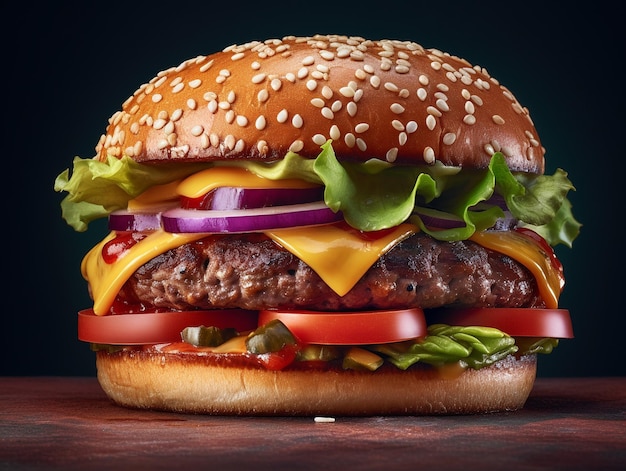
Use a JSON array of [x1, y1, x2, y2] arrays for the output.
[[5, 1, 624, 377]]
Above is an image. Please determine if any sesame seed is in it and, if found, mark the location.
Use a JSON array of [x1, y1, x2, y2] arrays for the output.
[[355, 123, 369, 133], [255, 115, 267, 130], [386, 147, 398, 162], [292, 114, 303, 128], [370, 75, 381, 88], [390, 103, 405, 114], [225, 135, 236, 150], [257, 140, 268, 155], [277, 109, 289, 123], [392, 120, 404, 131], [236, 115, 248, 127], [252, 73, 266, 84], [406, 121, 418, 133], [191, 125, 204, 136], [426, 115, 437, 130], [443, 132, 457, 145], [201, 134, 210, 148], [320, 50, 335, 60], [384, 82, 399, 93], [427, 106, 442, 118], [310, 98, 325, 108], [199, 60, 214, 73], [231, 52, 245, 61], [340, 86, 355, 98], [356, 138, 367, 151], [354, 68, 367, 80], [465, 101, 475, 114], [189, 79, 202, 88], [345, 133, 356, 148], [436, 99, 449, 112], [347, 102, 357, 117], [313, 134, 327, 145], [227, 91, 236, 103], [463, 114, 476, 125], [171, 109, 183, 121], [187, 98, 197, 110], [322, 86, 333, 99], [251, 61, 261, 70], [484, 143, 495, 155], [321, 107, 334, 119], [271, 78, 282, 91], [417, 88, 427, 101], [399, 132, 408, 146], [492, 115, 505, 125], [289, 140, 305, 152], [306, 79, 318, 91], [153, 118, 167, 130], [257, 90, 269, 103], [208, 100, 218, 113], [302, 55, 315, 66], [424, 147, 435, 163], [234, 139, 245, 152], [471, 95, 483, 106], [151, 93, 163, 103], [329, 125, 340, 140], [210, 133, 219, 147], [225, 110, 235, 124]]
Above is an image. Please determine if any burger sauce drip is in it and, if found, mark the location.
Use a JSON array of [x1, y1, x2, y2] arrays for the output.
[[102, 232, 148, 264]]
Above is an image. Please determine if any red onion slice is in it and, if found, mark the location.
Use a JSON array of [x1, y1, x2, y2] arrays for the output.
[[109, 210, 163, 232], [161, 202, 343, 233], [183, 186, 325, 210]]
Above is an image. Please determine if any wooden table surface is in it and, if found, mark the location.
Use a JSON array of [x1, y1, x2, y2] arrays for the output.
[[1, 376, 624, 470]]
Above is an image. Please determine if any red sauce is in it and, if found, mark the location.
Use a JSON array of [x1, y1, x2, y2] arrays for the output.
[[102, 232, 148, 264]]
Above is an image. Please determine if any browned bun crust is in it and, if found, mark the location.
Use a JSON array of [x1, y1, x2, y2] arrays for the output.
[[96, 35, 544, 173], [96, 350, 537, 416]]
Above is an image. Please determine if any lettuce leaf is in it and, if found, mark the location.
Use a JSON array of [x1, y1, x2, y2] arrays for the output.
[[371, 324, 519, 370], [54, 156, 212, 232], [55, 141, 581, 247]]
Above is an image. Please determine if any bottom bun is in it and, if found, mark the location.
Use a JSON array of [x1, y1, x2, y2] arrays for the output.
[[96, 349, 537, 416]]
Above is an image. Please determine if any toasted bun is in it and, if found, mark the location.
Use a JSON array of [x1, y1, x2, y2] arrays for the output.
[[96, 350, 537, 416], [96, 35, 544, 173]]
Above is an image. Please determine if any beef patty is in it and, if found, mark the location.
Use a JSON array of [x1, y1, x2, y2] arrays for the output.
[[115, 232, 542, 311]]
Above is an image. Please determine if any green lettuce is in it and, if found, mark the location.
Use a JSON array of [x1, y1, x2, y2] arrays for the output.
[[54, 141, 580, 246]]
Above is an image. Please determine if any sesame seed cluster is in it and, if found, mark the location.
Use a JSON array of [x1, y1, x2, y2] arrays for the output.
[[96, 34, 545, 173]]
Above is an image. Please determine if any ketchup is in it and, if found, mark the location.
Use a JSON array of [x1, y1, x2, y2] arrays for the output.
[[102, 232, 148, 264]]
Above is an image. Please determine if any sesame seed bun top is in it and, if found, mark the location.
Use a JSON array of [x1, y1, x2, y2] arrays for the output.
[[95, 34, 545, 174]]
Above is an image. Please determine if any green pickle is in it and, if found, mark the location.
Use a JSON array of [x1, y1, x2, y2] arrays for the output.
[[181, 325, 237, 347], [246, 319, 297, 354]]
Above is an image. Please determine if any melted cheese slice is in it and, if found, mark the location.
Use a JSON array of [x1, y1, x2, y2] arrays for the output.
[[177, 167, 319, 198], [470, 231, 561, 309], [82, 231, 208, 315], [265, 223, 419, 297]]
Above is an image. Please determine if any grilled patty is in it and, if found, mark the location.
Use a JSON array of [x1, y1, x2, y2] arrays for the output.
[[116, 232, 542, 311]]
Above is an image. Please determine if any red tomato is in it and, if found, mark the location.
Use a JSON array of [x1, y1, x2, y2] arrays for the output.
[[78, 309, 259, 345], [428, 307, 574, 338], [258, 308, 427, 345]]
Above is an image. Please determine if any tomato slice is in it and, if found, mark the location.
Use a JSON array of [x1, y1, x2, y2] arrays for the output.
[[258, 308, 427, 345], [78, 309, 259, 345], [428, 308, 574, 338]]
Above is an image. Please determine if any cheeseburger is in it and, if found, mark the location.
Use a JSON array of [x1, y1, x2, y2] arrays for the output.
[[55, 35, 580, 415]]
